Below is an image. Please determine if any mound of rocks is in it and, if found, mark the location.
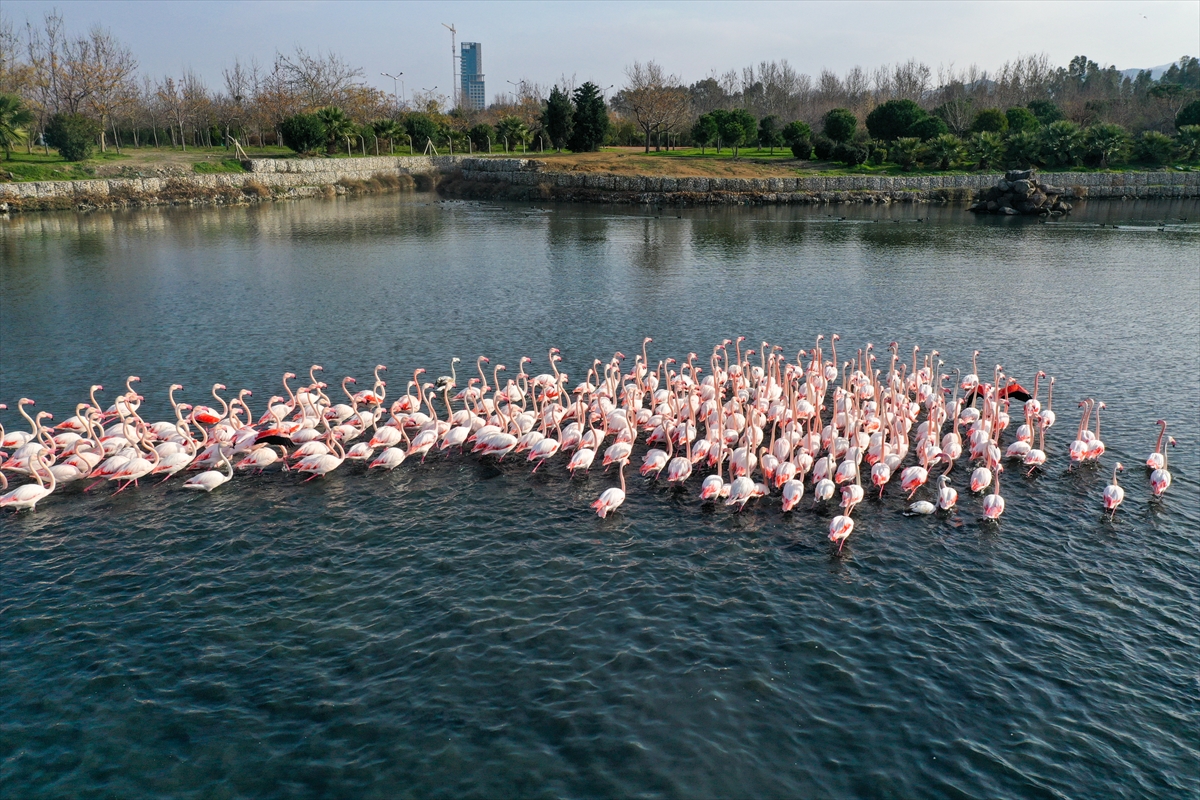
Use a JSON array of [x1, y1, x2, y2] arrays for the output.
[[969, 169, 1073, 216]]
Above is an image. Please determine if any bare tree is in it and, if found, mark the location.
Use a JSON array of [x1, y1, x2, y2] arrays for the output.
[[273, 47, 364, 109], [622, 60, 687, 152]]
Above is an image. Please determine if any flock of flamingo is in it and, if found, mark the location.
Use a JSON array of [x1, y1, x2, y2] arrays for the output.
[[0, 336, 1178, 550]]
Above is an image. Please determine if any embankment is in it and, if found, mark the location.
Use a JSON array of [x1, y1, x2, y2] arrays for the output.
[[0, 155, 467, 212], [441, 159, 1200, 206], [2, 154, 1197, 212]]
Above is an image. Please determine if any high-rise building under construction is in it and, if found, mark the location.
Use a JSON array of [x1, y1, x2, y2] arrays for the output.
[[460, 43, 485, 109]]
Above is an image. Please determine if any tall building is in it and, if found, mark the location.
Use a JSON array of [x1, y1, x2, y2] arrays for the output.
[[460, 42, 485, 110]]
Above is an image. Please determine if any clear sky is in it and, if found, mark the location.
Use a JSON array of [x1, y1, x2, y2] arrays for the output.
[[5, 0, 1197, 102]]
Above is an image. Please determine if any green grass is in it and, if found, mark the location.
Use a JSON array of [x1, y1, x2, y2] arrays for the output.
[[1, 150, 127, 181], [193, 159, 247, 174]]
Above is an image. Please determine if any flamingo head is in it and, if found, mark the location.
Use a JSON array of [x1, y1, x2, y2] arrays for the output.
[[1155, 419, 1166, 426], [1098, 402, 1106, 410], [0, 404, 5, 410], [346, 377, 357, 384], [1168, 437, 1177, 447], [378, 364, 389, 371], [614, 352, 626, 360], [521, 356, 532, 364], [92, 384, 104, 392], [214, 384, 226, 391], [171, 383, 183, 391], [19, 398, 33, 406], [129, 376, 141, 384], [284, 372, 297, 380], [479, 356, 490, 364], [1115, 463, 1124, 473]]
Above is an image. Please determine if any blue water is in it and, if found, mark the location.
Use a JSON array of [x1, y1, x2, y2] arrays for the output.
[[2, 195, 1198, 798]]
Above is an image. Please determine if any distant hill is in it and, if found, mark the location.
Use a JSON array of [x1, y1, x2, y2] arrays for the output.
[[1120, 63, 1175, 80]]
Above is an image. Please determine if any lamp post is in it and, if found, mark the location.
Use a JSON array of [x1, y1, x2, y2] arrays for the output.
[[381, 71, 404, 108], [506, 79, 519, 105]]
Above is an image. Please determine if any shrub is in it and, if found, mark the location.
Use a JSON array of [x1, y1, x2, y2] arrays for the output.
[[1042, 120, 1084, 167], [691, 113, 717, 153], [279, 113, 326, 154], [910, 116, 948, 141], [922, 133, 964, 170], [1005, 107, 1040, 133], [833, 139, 870, 166], [405, 112, 440, 152], [1004, 130, 1044, 168], [822, 108, 857, 143], [966, 131, 1004, 170], [812, 133, 836, 160], [781, 120, 813, 159], [242, 180, 271, 198], [1084, 123, 1130, 167], [1176, 125, 1200, 163], [757, 114, 784, 153], [1134, 131, 1174, 166], [890, 137, 923, 170], [1176, 100, 1200, 130], [468, 123, 495, 153], [316, 106, 355, 152], [44, 112, 100, 161], [1027, 100, 1064, 125], [970, 109, 1008, 134], [865, 99, 926, 141]]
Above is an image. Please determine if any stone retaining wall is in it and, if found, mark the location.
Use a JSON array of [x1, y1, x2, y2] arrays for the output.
[[3, 153, 1197, 212], [449, 161, 1200, 205], [0, 155, 467, 210]]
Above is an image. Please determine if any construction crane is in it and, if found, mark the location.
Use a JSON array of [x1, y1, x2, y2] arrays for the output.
[[442, 23, 457, 109]]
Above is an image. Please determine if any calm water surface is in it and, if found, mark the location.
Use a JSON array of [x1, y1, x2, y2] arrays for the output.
[[2, 195, 1198, 799]]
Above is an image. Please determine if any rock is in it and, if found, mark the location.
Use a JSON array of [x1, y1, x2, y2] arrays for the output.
[[1005, 169, 1034, 182], [1042, 184, 1065, 196], [1012, 179, 1032, 197], [986, 200, 999, 211], [1027, 189, 1046, 207], [1001, 206, 1019, 215], [997, 179, 1011, 192]]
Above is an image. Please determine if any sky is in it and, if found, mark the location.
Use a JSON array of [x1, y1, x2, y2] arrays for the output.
[[5, 0, 1197, 104]]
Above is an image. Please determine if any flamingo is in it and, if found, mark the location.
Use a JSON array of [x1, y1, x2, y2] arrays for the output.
[[1149, 438, 1174, 497], [1, 450, 56, 511], [592, 460, 626, 518], [982, 467, 1005, 520], [828, 514, 855, 552], [1146, 420, 1168, 470], [1102, 463, 1125, 517], [183, 451, 234, 492]]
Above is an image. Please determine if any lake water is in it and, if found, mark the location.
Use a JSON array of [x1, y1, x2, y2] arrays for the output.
[[2, 194, 1198, 799]]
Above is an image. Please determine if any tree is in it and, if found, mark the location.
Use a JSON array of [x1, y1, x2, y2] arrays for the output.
[[372, 118, 402, 154], [757, 114, 783, 153], [1175, 125, 1200, 162], [1004, 130, 1044, 168], [1084, 123, 1129, 167], [890, 137, 922, 170], [405, 112, 439, 153], [1175, 99, 1200, 129], [316, 106, 355, 154], [717, 108, 756, 157], [0, 93, 34, 159], [966, 131, 1004, 170], [922, 133, 963, 170], [279, 113, 325, 153], [910, 115, 948, 141], [568, 82, 608, 152], [822, 108, 857, 142], [781, 120, 813, 159], [468, 122, 494, 153], [1005, 107, 1040, 133], [541, 85, 573, 151], [932, 98, 974, 136], [691, 113, 716, 154], [1149, 84, 1192, 127], [1134, 130, 1173, 166], [621, 61, 688, 152], [1042, 120, 1084, 166], [44, 111, 99, 160], [1027, 100, 1064, 125], [495, 115, 530, 152], [970, 109, 1008, 134], [865, 99, 926, 141]]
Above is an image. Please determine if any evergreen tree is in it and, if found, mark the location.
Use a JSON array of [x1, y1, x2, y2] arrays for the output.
[[568, 82, 608, 152], [691, 113, 717, 154], [542, 86, 574, 152], [757, 115, 783, 154]]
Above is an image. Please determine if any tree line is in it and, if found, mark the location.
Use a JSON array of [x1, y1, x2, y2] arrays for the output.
[[0, 8, 1197, 167]]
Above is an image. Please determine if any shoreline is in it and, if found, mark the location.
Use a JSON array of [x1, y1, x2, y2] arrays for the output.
[[2, 156, 1197, 213]]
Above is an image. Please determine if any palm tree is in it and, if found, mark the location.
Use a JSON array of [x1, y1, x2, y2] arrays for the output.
[[1084, 124, 1130, 168], [0, 94, 35, 160], [922, 134, 964, 170], [891, 137, 923, 171], [1004, 130, 1044, 169], [316, 106, 356, 155], [372, 119, 402, 154], [966, 132, 1004, 171], [1041, 120, 1083, 167]]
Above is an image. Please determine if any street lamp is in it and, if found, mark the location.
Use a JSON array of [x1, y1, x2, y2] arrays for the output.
[[506, 79, 518, 105], [381, 71, 404, 107]]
